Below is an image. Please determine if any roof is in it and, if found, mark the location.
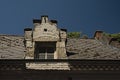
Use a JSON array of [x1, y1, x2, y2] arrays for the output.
[[0, 34, 120, 59], [0, 35, 25, 59], [67, 38, 120, 59]]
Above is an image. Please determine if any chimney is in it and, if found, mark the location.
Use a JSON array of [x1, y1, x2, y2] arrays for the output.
[[94, 30, 103, 40], [41, 15, 49, 23], [50, 20, 58, 25], [33, 19, 41, 27], [24, 28, 32, 40]]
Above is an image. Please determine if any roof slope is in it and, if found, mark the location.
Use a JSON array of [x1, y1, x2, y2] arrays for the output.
[[0, 35, 120, 59], [67, 38, 120, 59], [0, 35, 25, 59]]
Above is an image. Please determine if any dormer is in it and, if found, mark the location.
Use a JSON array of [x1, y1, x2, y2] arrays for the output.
[[24, 15, 67, 59]]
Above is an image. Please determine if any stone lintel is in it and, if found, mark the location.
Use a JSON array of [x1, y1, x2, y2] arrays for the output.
[[26, 62, 70, 70]]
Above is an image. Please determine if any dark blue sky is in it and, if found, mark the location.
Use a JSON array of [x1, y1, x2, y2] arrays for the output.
[[0, 0, 120, 37]]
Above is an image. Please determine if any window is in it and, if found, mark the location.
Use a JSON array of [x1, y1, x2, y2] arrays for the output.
[[35, 42, 56, 59], [44, 29, 47, 32], [38, 47, 54, 59]]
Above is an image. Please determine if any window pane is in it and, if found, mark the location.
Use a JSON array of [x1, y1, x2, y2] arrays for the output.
[[39, 53, 45, 59], [39, 48, 46, 53], [47, 48, 54, 53], [47, 54, 54, 59], [37, 47, 55, 59]]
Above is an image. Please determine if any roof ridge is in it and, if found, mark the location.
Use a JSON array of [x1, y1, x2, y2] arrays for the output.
[[0, 34, 23, 37]]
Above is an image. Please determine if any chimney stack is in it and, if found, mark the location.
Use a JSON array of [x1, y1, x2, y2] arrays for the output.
[[50, 20, 58, 25], [41, 15, 49, 23], [24, 28, 32, 40]]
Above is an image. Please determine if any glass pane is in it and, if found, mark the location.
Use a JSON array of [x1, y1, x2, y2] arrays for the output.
[[47, 47, 54, 53], [47, 54, 54, 59], [39, 47, 46, 53], [39, 53, 45, 59]]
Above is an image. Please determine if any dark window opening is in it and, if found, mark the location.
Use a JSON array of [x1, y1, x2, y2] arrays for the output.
[[44, 29, 47, 32], [35, 42, 56, 59], [38, 47, 54, 59]]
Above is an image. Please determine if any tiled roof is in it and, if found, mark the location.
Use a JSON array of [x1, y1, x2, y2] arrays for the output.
[[0, 35, 25, 59], [0, 35, 120, 59], [67, 38, 120, 59]]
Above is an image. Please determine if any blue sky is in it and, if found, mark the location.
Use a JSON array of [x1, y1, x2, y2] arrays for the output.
[[0, 0, 120, 37]]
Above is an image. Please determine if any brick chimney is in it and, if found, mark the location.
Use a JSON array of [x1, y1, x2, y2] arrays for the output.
[[94, 31, 103, 40]]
